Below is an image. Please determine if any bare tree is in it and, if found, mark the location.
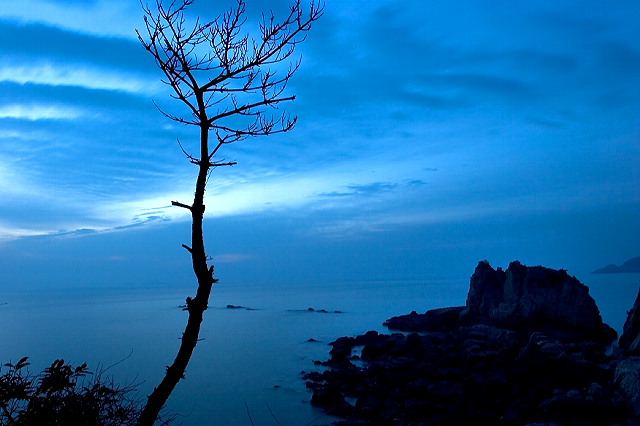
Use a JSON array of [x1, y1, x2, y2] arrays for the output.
[[135, 0, 323, 424]]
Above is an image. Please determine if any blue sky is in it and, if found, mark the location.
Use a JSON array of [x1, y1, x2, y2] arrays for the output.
[[0, 0, 638, 289]]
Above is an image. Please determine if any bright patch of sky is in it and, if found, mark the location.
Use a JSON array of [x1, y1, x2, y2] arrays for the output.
[[0, 0, 638, 284], [0, 104, 83, 120], [0, 63, 159, 94]]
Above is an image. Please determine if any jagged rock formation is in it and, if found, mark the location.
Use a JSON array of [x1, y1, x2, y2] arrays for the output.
[[460, 261, 616, 340], [305, 261, 638, 426], [620, 287, 640, 355], [614, 286, 640, 422]]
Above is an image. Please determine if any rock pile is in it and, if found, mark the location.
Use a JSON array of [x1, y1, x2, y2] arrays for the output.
[[304, 261, 640, 426]]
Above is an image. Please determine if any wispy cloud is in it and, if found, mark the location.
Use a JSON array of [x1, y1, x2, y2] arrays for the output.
[[319, 180, 426, 199], [0, 0, 141, 39], [0, 19, 162, 95], [0, 63, 159, 94], [213, 253, 252, 264], [0, 225, 50, 242], [0, 104, 83, 120]]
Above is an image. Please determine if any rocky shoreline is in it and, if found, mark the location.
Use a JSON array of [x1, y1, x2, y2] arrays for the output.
[[304, 261, 640, 426]]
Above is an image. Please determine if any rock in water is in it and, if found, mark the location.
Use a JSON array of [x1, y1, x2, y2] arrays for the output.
[[460, 260, 616, 341], [384, 306, 464, 332], [620, 287, 640, 355]]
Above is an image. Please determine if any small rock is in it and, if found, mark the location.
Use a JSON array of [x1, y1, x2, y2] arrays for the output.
[[226, 304, 244, 309], [384, 306, 464, 332]]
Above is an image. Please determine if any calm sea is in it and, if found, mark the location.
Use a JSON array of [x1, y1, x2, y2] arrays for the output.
[[1, 272, 637, 426]]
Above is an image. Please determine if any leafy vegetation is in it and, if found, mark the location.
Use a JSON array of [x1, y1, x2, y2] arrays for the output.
[[0, 357, 145, 426]]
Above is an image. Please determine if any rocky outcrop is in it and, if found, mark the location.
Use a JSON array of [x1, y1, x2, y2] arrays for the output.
[[304, 261, 637, 426], [460, 261, 616, 341], [620, 287, 640, 355], [384, 261, 616, 341]]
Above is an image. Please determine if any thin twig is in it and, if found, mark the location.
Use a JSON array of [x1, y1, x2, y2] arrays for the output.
[[244, 402, 255, 426], [266, 402, 282, 426], [102, 349, 134, 374]]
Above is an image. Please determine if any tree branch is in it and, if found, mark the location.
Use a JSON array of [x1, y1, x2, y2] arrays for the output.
[[210, 161, 237, 167], [171, 201, 192, 210], [177, 138, 199, 164], [207, 95, 295, 125]]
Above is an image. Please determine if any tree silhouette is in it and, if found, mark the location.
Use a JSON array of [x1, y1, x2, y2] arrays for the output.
[[135, 0, 323, 424]]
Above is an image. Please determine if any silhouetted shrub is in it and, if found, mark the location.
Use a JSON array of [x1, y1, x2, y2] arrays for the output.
[[0, 357, 141, 426]]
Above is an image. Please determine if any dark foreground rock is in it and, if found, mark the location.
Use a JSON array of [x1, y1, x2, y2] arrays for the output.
[[620, 287, 640, 356], [305, 261, 639, 426], [615, 286, 640, 423], [612, 357, 640, 423]]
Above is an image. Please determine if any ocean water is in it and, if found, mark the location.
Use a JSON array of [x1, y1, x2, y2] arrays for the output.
[[1, 273, 637, 426]]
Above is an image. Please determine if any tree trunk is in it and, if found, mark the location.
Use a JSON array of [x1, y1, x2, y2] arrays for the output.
[[137, 125, 215, 426]]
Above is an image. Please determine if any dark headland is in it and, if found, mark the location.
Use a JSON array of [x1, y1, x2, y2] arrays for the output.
[[593, 256, 640, 274], [305, 261, 640, 426]]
